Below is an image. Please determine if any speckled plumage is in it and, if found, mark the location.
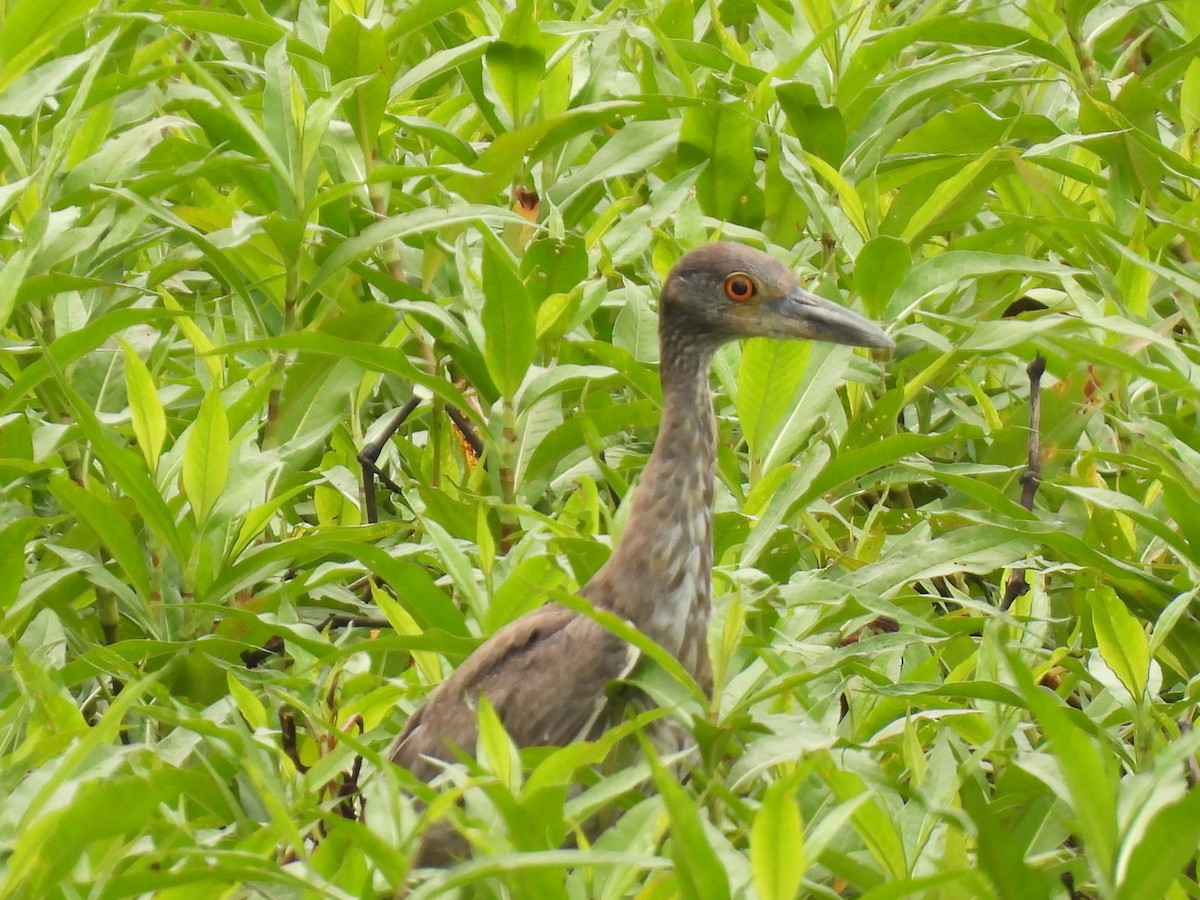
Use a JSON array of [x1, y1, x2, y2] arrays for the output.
[[390, 242, 893, 865]]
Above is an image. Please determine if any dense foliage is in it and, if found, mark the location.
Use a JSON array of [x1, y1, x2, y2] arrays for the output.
[[1, 0, 1199, 896]]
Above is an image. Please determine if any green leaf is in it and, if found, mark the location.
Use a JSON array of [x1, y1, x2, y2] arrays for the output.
[[745, 431, 968, 566], [520, 234, 588, 303], [0, 308, 180, 415], [226, 670, 267, 731], [1089, 586, 1149, 701], [476, 694, 520, 791], [41, 349, 186, 563], [751, 776, 805, 900], [4, 765, 222, 899], [121, 341, 166, 475], [261, 40, 298, 201], [300, 204, 530, 310], [550, 119, 680, 210], [855, 236, 911, 316], [48, 475, 151, 605], [737, 338, 810, 465], [678, 93, 758, 223], [182, 386, 230, 527], [0, 519, 39, 616], [421, 516, 486, 621], [218, 331, 480, 426], [162, 9, 287, 47], [1147, 588, 1196, 660], [777, 81, 847, 166], [817, 760, 907, 879], [888, 252, 1082, 316], [481, 229, 536, 399], [326, 14, 389, 149], [1007, 649, 1118, 892], [898, 147, 998, 243], [0, 245, 33, 333], [1117, 781, 1200, 900], [485, 0, 544, 128], [1181, 59, 1200, 132], [0, 0, 97, 92], [10, 640, 89, 747], [485, 555, 563, 632], [648, 749, 731, 900]]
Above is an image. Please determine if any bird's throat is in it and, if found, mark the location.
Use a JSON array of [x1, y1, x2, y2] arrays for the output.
[[588, 338, 718, 680]]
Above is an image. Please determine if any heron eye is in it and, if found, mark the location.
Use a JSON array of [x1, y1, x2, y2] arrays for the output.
[[723, 273, 756, 303]]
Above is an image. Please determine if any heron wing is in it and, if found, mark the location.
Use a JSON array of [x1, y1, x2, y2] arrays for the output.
[[390, 603, 638, 780]]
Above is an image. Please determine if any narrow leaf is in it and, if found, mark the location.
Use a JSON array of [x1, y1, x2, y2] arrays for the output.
[[121, 341, 166, 474], [737, 338, 809, 464], [679, 95, 757, 222], [485, 0, 544, 128], [41, 350, 185, 562], [182, 386, 230, 526], [48, 475, 151, 604], [1007, 649, 1118, 890], [648, 750, 731, 900], [1117, 782, 1200, 900], [751, 776, 806, 900], [1090, 586, 1149, 700], [855, 236, 911, 316], [480, 229, 536, 399]]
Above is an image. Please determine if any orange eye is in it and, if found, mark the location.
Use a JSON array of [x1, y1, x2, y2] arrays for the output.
[[724, 273, 756, 303]]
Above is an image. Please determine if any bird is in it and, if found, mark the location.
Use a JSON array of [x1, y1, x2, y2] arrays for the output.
[[389, 241, 894, 863]]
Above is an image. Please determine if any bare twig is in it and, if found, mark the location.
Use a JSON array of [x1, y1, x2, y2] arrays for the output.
[[318, 614, 391, 631], [445, 405, 484, 458], [1002, 355, 1046, 610], [241, 634, 286, 668], [360, 396, 421, 525], [332, 715, 365, 822], [279, 707, 306, 773], [359, 397, 484, 526]]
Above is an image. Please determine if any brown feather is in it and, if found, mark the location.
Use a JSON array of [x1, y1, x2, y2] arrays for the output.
[[390, 604, 637, 779]]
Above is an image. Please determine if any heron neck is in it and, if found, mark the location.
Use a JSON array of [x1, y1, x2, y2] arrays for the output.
[[589, 329, 718, 672]]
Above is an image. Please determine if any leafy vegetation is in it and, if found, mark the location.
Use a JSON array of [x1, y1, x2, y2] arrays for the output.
[[2, 0, 1199, 896]]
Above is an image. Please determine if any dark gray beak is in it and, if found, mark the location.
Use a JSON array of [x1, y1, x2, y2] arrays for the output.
[[770, 287, 894, 349]]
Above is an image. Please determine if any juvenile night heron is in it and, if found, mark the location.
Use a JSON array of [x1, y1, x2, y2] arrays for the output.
[[390, 242, 893, 862]]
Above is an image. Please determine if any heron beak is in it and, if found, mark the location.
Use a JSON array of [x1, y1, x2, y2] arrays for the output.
[[770, 287, 895, 349]]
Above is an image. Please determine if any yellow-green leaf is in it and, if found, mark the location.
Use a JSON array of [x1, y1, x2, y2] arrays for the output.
[[481, 229, 535, 399], [182, 386, 229, 526], [226, 671, 266, 731], [737, 338, 809, 465], [751, 776, 805, 900], [649, 747, 731, 900], [476, 694, 519, 792], [804, 151, 868, 239], [1090, 586, 1149, 700], [485, 0, 544, 128], [121, 341, 165, 475]]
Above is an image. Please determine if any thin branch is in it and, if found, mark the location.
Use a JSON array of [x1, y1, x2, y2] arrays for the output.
[[359, 398, 483, 526], [445, 404, 484, 458], [1002, 354, 1046, 611], [241, 634, 286, 668], [279, 708, 306, 773], [360, 396, 421, 525]]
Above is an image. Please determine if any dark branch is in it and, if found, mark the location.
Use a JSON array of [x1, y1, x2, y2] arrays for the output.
[[445, 404, 484, 458], [242, 634, 286, 668], [279, 708, 306, 773], [318, 614, 392, 631], [360, 396, 421, 525], [1002, 355, 1046, 610]]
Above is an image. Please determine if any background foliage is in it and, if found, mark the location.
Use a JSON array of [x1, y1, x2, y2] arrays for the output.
[[1, 0, 1199, 896]]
